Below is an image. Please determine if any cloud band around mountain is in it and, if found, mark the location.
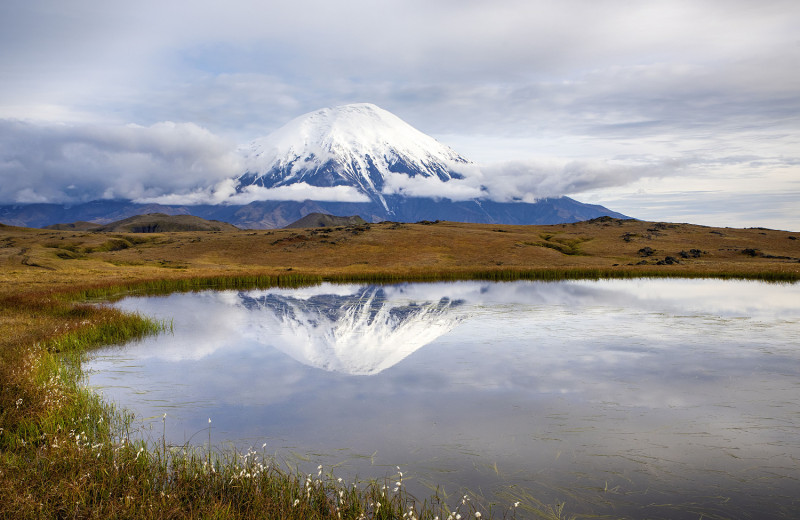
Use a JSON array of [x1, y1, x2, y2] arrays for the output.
[[2, 119, 683, 206], [382, 159, 679, 202]]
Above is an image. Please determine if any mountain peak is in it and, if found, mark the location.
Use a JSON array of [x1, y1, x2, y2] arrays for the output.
[[237, 103, 471, 210]]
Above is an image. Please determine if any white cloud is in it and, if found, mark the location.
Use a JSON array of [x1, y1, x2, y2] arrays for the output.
[[138, 182, 371, 205], [229, 184, 370, 204], [381, 171, 484, 200], [0, 119, 240, 204], [0, 117, 681, 207], [0, 118, 373, 205], [381, 158, 678, 202], [1, 1, 799, 227]]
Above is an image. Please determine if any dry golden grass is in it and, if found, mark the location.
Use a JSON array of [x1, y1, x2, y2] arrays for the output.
[[1, 217, 798, 519], [2, 218, 798, 300]]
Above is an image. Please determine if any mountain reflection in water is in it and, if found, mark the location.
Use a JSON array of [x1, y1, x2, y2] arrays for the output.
[[86, 280, 800, 519], [237, 286, 464, 374]]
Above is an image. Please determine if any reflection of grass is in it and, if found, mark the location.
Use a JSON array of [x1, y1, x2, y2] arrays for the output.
[[2, 217, 799, 518]]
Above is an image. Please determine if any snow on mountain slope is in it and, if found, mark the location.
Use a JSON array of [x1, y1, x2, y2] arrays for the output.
[[237, 103, 470, 209]]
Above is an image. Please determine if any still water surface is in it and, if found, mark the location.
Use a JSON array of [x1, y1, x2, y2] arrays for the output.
[[85, 279, 800, 518]]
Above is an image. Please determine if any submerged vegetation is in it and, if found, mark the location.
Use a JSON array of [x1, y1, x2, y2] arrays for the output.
[[1, 218, 798, 518]]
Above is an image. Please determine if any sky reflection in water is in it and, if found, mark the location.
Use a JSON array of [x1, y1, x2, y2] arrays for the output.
[[85, 279, 800, 518]]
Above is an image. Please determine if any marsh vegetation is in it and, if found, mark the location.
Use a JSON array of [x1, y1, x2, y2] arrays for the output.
[[86, 280, 800, 519], [1, 218, 799, 518]]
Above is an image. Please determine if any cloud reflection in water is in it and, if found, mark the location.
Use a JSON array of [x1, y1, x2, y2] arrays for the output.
[[87, 279, 800, 517]]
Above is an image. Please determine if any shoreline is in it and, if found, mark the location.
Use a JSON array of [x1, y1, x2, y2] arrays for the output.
[[2, 218, 798, 518]]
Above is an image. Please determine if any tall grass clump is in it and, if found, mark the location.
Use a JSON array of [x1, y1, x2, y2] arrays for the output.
[[62, 273, 326, 303], [44, 305, 167, 354]]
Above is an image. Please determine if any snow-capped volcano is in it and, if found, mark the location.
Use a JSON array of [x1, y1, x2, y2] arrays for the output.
[[237, 103, 470, 210], [0, 103, 630, 228]]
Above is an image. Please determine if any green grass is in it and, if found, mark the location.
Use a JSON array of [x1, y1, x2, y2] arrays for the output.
[[2, 343, 516, 519], [45, 308, 167, 354], [55, 269, 800, 307], [2, 215, 798, 518], [6, 269, 795, 519], [2, 275, 562, 519]]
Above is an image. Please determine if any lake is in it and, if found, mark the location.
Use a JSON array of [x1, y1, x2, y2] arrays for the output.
[[85, 279, 800, 518]]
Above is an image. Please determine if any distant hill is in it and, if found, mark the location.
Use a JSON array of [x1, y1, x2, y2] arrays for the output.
[[44, 213, 239, 233], [2, 196, 628, 230], [284, 213, 367, 229], [44, 221, 107, 231]]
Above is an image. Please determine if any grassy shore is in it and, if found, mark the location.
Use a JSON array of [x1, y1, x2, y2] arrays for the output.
[[1, 218, 798, 519]]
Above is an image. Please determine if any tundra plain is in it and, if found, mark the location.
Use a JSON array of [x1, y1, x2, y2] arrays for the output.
[[1, 217, 799, 519]]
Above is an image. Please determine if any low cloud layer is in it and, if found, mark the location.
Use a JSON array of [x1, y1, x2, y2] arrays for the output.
[[0, 118, 680, 206], [138, 181, 371, 205], [0, 119, 240, 204], [383, 158, 679, 202]]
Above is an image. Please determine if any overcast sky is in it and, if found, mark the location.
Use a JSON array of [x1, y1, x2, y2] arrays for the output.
[[1, 0, 799, 229]]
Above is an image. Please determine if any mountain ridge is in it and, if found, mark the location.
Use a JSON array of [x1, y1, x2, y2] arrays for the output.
[[44, 213, 239, 233], [0, 196, 628, 230]]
